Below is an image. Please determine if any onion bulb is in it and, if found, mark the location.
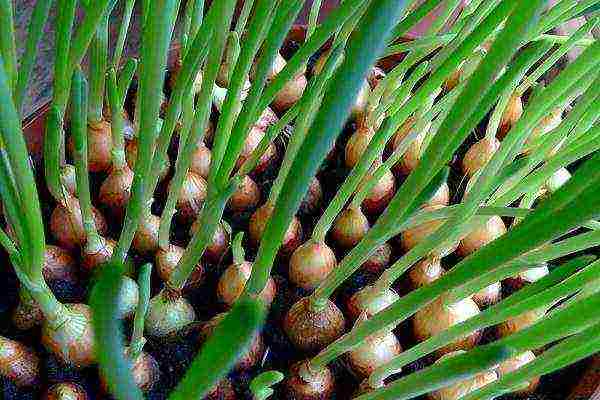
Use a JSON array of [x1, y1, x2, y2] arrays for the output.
[[345, 124, 374, 168], [67, 120, 113, 173], [273, 73, 308, 112], [413, 294, 481, 356], [284, 360, 334, 400], [99, 165, 134, 218], [228, 175, 260, 213], [189, 220, 231, 264], [0, 336, 39, 387], [205, 378, 237, 400], [430, 351, 497, 400], [81, 236, 116, 273], [130, 351, 160, 392], [506, 264, 549, 290], [462, 136, 500, 177], [200, 313, 265, 371], [156, 244, 203, 290], [496, 351, 539, 394], [190, 142, 211, 179], [43, 245, 77, 283], [497, 308, 546, 338], [41, 303, 95, 367], [401, 205, 458, 258], [471, 281, 502, 308], [408, 257, 444, 290], [525, 107, 563, 154], [235, 127, 277, 175], [543, 167, 571, 195], [43, 382, 88, 400], [361, 168, 396, 215], [132, 213, 160, 255], [50, 195, 108, 250], [391, 117, 428, 175], [145, 293, 196, 338], [116, 276, 140, 319], [347, 327, 402, 379], [351, 80, 371, 119], [174, 171, 207, 222], [498, 93, 523, 139], [249, 204, 302, 255], [300, 177, 323, 215], [346, 285, 400, 322], [289, 241, 337, 291], [217, 260, 276, 307], [457, 216, 507, 257], [368, 66, 386, 89], [284, 297, 345, 353], [331, 207, 369, 249], [362, 242, 392, 274], [254, 106, 279, 132], [12, 292, 44, 330]]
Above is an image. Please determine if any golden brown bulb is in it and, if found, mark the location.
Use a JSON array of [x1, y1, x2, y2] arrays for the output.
[[347, 328, 402, 379], [497, 94, 523, 139], [50, 195, 108, 250], [156, 244, 203, 290], [289, 241, 337, 291], [217, 261, 276, 307], [174, 171, 207, 222], [408, 257, 444, 290], [331, 207, 370, 249], [43, 382, 88, 400], [228, 175, 260, 213], [462, 136, 500, 177], [283, 360, 334, 400], [346, 285, 400, 322], [401, 205, 458, 258], [457, 215, 507, 257], [496, 351, 539, 394], [249, 203, 303, 255], [0, 336, 39, 387], [345, 125, 374, 168], [99, 166, 134, 218], [430, 351, 497, 400], [133, 213, 160, 255], [43, 245, 77, 283]]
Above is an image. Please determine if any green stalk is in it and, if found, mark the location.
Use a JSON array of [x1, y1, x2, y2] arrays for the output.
[[369, 256, 596, 386], [384, 33, 455, 57], [71, 68, 100, 245], [266, 45, 344, 207], [212, 0, 303, 190], [250, 371, 284, 400], [232, 232, 245, 265], [0, 0, 17, 92], [534, 0, 599, 37], [129, 263, 152, 361], [14, 0, 53, 113], [117, 58, 137, 102], [243, 0, 413, 298], [307, 0, 323, 39], [234, 0, 255, 36], [89, 6, 110, 122], [387, 0, 443, 44], [107, 65, 134, 170], [357, 344, 511, 400], [462, 323, 600, 400], [112, 0, 181, 264], [112, 0, 135, 68]]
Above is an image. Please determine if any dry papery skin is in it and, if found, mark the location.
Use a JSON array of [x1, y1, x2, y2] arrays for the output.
[[361, 242, 392, 274], [81, 236, 116, 273], [497, 93, 523, 139], [289, 241, 337, 291], [430, 351, 497, 400], [345, 125, 375, 168], [300, 177, 323, 215], [0, 336, 39, 387], [391, 118, 429, 176], [217, 260, 276, 307], [235, 127, 277, 174], [249, 204, 303, 255], [99, 350, 160, 392], [174, 171, 207, 222], [228, 175, 260, 213], [156, 244, 204, 290], [346, 326, 402, 379], [401, 204, 458, 257], [133, 213, 161, 255], [99, 166, 134, 218], [283, 360, 335, 400], [43, 382, 88, 400], [457, 215, 507, 257], [360, 167, 396, 215], [496, 351, 539, 394], [497, 308, 547, 338], [462, 136, 500, 177], [43, 245, 78, 283], [346, 286, 400, 322], [190, 220, 231, 264], [145, 295, 196, 338], [408, 257, 444, 290], [284, 297, 345, 353], [50, 195, 108, 251], [331, 207, 370, 249], [66, 120, 113, 174]]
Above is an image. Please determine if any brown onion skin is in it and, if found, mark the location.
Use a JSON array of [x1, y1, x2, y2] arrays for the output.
[[351, 81, 371, 119], [41, 303, 95, 368], [346, 286, 400, 322], [50, 195, 108, 251], [497, 309, 546, 338], [345, 125, 374, 168], [272, 74, 307, 113], [190, 221, 231, 264], [175, 171, 208, 222], [347, 329, 402, 379], [401, 205, 458, 258], [361, 169, 396, 215], [249, 204, 303, 255], [81, 237, 116, 273], [145, 294, 196, 338], [131, 351, 161, 392], [200, 313, 265, 371], [284, 360, 334, 400], [191, 142, 212, 179], [0, 336, 39, 387], [413, 295, 481, 356], [67, 120, 112, 173], [300, 177, 323, 215], [391, 117, 426, 175], [368, 66, 386, 89], [133, 213, 160, 255], [289, 241, 337, 291], [408, 257, 444, 290], [497, 94, 523, 139], [235, 127, 277, 175], [60, 164, 77, 196], [254, 106, 279, 131], [505, 265, 549, 291], [331, 207, 370, 249], [426, 181, 451, 207], [430, 351, 497, 400], [362, 243, 392, 274], [43, 382, 88, 400], [283, 297, 345, 353], [497, 351, 539, 394], [457, 215, 507, 257], [217, 261, 276, 308], [204, 377, 237, 400], [462, 136, 500, 177], [12, 296, 44, 330], [99, 166, 134, 219], [228, 175, 260, 213], [156, 244, 203, 290], [43, 245, 77, 283], [471, 282, 502, 308]]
